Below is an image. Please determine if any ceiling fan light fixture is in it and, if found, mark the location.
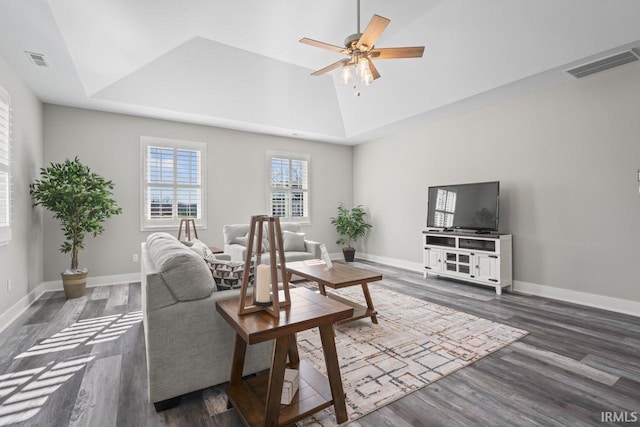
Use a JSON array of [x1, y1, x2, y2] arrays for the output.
[[362, 68, 374, 86], [299, 0, 425, 87], [340, 64, 353, 85], [356, 56, 369, 76]]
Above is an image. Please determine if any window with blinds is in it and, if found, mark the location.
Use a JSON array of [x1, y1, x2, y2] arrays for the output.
[[0, 87, 10, 243], [267, 151, 310, 223], [434, 188, 456, 228], [140, 136, 206, 230]]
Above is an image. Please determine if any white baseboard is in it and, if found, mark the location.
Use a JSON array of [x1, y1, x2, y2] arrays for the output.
[[0, 283, 48, 335], [355, 252, 640, 318], [41, 272, 140, 292], [513, 280, 640, 318]]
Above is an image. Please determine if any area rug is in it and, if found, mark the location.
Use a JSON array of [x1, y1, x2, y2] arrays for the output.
[[295, 283, 528, 426]]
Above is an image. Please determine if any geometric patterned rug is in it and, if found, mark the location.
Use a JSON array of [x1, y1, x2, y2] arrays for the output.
[[296, 284, 528, 426]]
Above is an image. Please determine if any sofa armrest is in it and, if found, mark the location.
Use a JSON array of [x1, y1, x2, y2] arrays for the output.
[[224, 243, 247, 262], [304, 240, 321, 259]]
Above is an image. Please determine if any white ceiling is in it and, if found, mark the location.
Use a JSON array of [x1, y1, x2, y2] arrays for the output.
[[1, 0, 640, 144]]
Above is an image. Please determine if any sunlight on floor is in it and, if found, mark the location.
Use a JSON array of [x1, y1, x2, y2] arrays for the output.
[[0, 355, 96, 426], [15, 311, 142, 358], [0, 310, 143, 426]]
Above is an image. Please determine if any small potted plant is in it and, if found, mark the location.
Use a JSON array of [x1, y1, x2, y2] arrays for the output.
[[30, 157, 122, 299], [330, 204, 372, 262]]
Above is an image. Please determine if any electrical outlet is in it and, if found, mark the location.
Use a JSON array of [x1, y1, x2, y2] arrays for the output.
[[132, 254, 139, 263], [6, 280, 10, 292]]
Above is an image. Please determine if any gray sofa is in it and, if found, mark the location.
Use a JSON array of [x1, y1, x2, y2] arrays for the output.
[[223, 222, 321, 264], [141, 232, 272, 411]]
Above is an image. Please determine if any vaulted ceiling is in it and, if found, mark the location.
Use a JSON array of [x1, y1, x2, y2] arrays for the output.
[[1, 0, 640, 144]]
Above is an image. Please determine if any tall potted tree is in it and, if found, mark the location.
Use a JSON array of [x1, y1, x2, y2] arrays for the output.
[[30, 157, 122, 299], [330, 204, 372, 262]]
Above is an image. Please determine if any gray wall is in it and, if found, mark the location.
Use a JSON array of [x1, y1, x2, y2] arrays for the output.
[[0, 55, 43, 317], [42, 105, 353, 281], [354, 63, 640, 302]]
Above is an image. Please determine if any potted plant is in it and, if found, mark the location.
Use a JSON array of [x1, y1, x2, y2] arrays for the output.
[[30, 157, 122, 299], [330, 204, 372, 262]]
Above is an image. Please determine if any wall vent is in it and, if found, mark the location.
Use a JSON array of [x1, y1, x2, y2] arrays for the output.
[[565, 49, 639, 79], [24, 51, 48, 67]]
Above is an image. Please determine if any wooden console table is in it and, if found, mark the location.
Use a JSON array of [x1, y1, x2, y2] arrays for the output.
[[216, 287, 354, 427]]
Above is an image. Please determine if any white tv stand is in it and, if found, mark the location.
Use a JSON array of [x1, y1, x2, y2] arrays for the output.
[[422, 231, 512, 295]]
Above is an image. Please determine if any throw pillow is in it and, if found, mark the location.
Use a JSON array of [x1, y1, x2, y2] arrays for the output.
[[236, 234, 268, 253], [207, 259, 255, 291], [185, 238, 215, 260], [282, 231, 306, 252]]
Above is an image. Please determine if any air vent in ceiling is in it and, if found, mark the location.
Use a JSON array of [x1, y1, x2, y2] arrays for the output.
[[565, 49, 639, 79], [25, 51, 48, 67]]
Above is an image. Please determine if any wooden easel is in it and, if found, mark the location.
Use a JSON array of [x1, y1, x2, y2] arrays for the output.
[[177, 218, 198, 241], [237, 215, 291, 317]]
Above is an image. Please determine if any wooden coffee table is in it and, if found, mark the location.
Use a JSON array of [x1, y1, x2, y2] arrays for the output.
[[286, 260, 383, 325]]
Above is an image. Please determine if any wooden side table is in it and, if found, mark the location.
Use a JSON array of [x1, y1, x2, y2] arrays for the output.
[[177, 218, 198, 241], [216, 287, 354, 427]]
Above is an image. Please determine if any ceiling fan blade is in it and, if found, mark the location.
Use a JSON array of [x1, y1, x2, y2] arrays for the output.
[[356, 14, 390, 50], [368, 59, 381, 80], [299, 37, 347, 53], [370, 46, 425, 59], [311, 59, 349, 76]]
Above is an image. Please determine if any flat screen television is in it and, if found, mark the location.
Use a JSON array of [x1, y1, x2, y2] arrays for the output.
[[426, 181, 500, 232]]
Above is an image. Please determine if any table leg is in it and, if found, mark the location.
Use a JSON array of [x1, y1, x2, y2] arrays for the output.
[[227, 333, 247, 408], [318, 324, 348, 423], [318, 283, 327, 296], [288, 334, 300, 369], [265, 335, 290, 427], [361, 283, 378, 324]]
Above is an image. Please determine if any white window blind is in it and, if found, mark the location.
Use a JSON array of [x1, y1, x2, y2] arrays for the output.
[[140, 136, 206, 230], [0, 87, 10, 243], [267, 151, 310, 223], [434, 189, 456, 228]]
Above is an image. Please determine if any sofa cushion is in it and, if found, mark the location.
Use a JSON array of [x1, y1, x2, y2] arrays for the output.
[[282, 231, 306, 252], [147, 233, 214, 301]]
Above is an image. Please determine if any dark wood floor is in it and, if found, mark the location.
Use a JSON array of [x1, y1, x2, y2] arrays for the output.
[[0, 261, 639, 426]]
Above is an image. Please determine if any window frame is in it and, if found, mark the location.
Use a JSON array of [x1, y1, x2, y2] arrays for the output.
[[266, 150, 311, 224], [140, 136, 207, 231], [0, 86, 11, 245]]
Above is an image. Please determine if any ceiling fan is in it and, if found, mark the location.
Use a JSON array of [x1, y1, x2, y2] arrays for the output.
[[299, 0, 425, 87]]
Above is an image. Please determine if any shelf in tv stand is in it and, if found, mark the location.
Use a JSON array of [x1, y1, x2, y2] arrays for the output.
[[422, 231, 512, 295]]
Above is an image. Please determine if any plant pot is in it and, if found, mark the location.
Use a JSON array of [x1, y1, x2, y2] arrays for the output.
[[342, 247, 356, 262], [61, 270, 88, 299]]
